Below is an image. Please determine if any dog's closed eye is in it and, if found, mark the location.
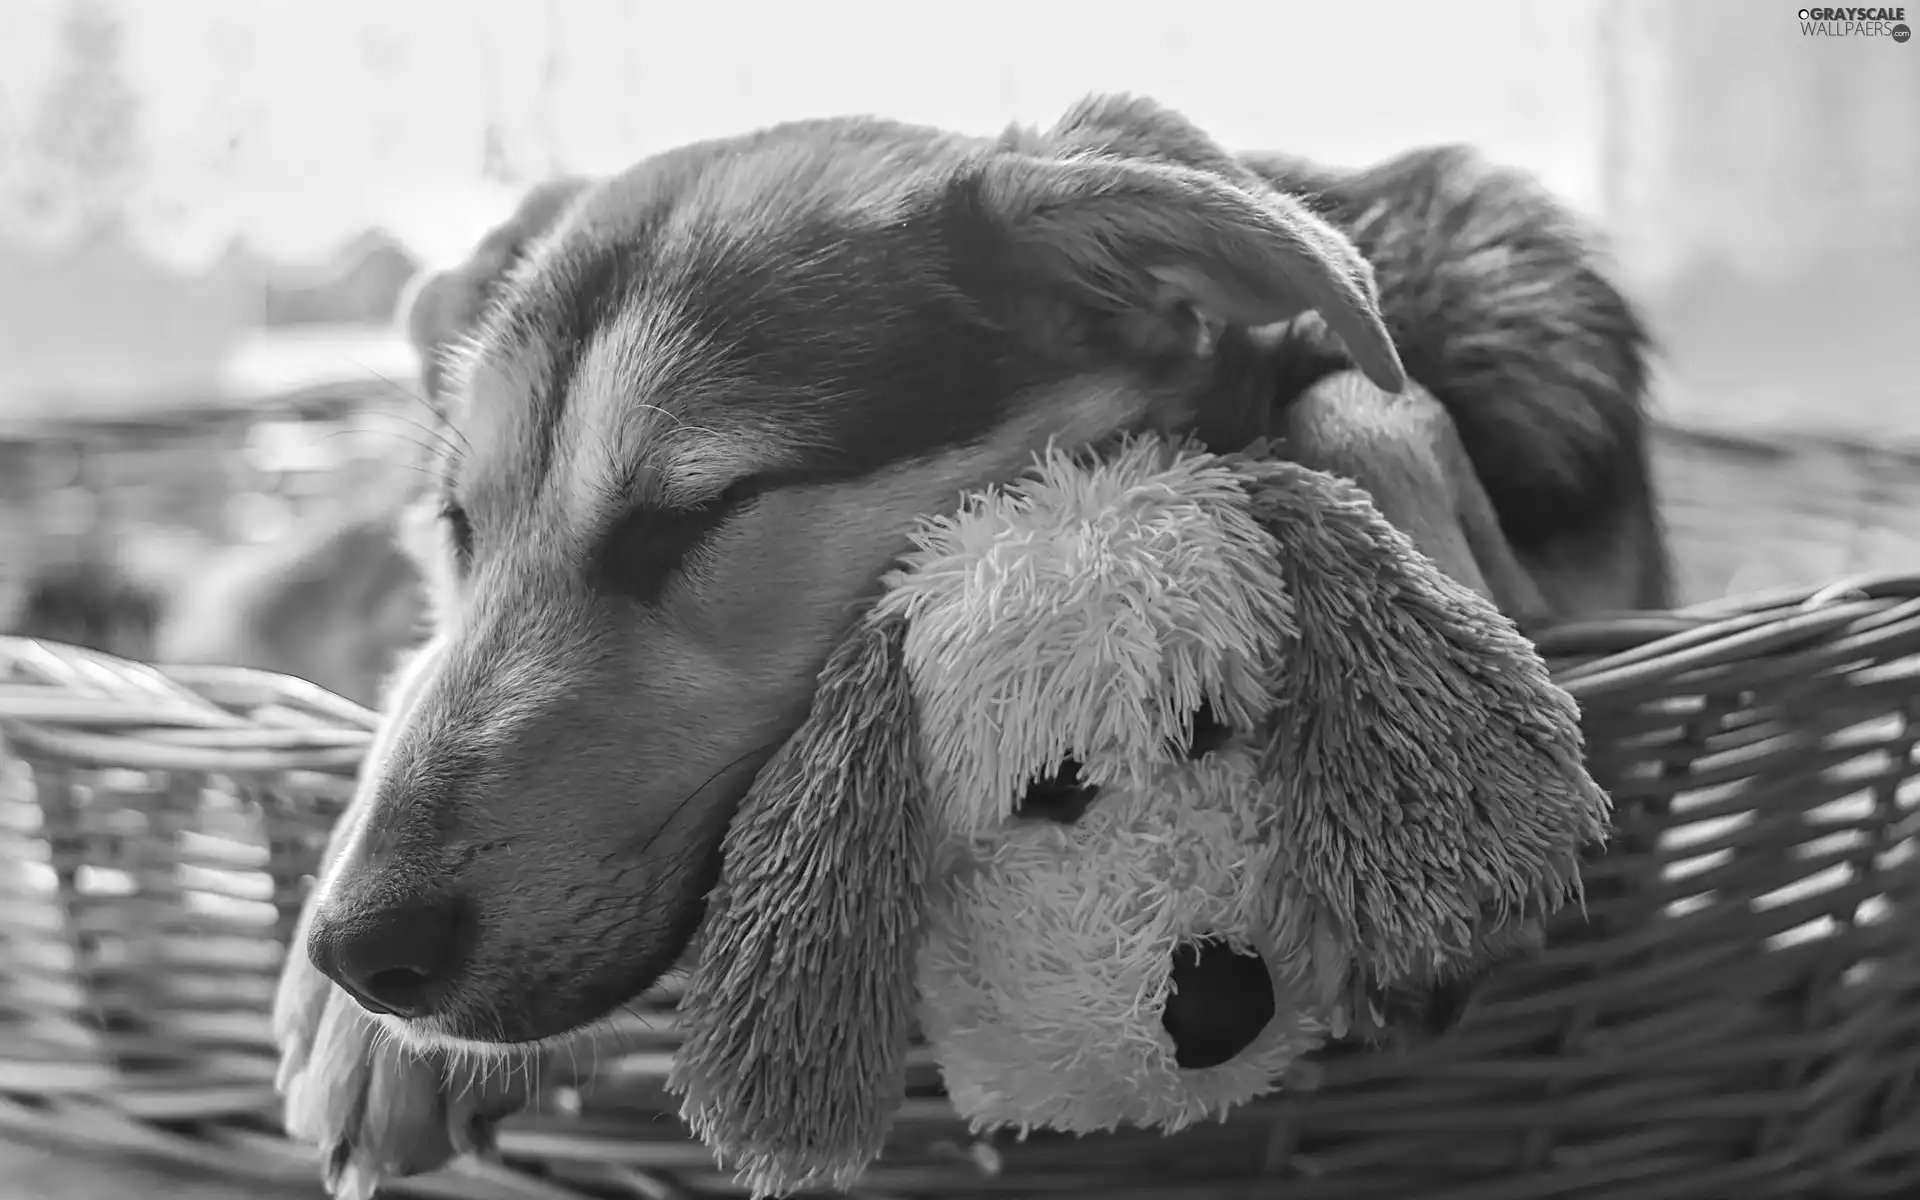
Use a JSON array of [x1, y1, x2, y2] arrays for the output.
[[597, 482, 760, 602]]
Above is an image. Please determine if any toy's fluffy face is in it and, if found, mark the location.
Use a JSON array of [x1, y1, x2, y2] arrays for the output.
[[874, 437, 1340, 1132]]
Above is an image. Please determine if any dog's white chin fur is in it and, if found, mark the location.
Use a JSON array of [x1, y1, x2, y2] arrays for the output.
[[381, 1011, 574, 1065]]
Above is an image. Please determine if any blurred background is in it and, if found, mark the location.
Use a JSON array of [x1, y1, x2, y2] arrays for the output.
[[0, 0, 1915, 676]]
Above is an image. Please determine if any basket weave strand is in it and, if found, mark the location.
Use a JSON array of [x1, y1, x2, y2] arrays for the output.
[[2, 575, 1919, 1199]]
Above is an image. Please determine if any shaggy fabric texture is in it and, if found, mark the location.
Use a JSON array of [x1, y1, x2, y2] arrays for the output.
[[886, 437, 1325, 1131], [874, 436, 1608, 1136], [669, 612, 931, 1199], [669, 434, 1610, 1193], [1233, 449, 1610, 1002]]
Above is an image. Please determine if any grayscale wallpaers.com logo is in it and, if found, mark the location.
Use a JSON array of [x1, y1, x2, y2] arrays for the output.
[[1799, 6, 1910, 38]]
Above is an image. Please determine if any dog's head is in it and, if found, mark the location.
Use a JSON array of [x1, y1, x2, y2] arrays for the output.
[[304, 95, 1405, 1047]]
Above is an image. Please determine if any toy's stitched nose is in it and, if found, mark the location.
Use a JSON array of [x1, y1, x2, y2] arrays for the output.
[[307, 894, 474, 1019], [1161, 940, 1275, 1069]]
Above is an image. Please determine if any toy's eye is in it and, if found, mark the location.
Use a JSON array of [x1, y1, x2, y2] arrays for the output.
[[1014, 758, 1099, 824], [1183, 700, 1232, 759]]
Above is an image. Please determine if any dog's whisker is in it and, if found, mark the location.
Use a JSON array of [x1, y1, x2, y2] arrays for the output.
[[624, 401, 726, 442], [381, 410, 466, 462], [342, 357, 429, 408], [337, 351, 470, 448], [389, 460, 444, 483], [613, 737, 786, 860], [355, 428, 455, 469], [348, 359, 469, 447], [297, 418, 448, 480]]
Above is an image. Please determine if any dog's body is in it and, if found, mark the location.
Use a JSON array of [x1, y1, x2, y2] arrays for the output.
[[1249, 146, 1669, 619], [157, 512, 426, 709], [281, 96, 1668, 1074]]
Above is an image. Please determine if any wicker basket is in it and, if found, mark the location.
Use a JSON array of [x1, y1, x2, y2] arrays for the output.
[[2, 575, 1919, 1200]]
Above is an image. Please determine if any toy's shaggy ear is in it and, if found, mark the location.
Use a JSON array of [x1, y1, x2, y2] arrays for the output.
[[396, 177, 589, 397], [1237, 455, 1610, 1035], [943, 140, 1405, 394], [670, 609, 929, 1199]]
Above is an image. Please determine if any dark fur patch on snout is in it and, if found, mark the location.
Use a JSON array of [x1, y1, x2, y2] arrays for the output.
[[1161, 940, 1275, 1069]]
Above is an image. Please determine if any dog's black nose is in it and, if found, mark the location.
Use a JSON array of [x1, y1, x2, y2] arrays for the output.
[[307, 894, 473, 1019], [1161, 940, 1275, 1069]]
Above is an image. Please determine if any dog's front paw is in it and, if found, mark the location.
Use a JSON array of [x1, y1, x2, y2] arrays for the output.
[[273, 949, 529, 1200]]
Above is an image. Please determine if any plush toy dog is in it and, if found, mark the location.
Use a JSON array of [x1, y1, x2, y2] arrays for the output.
[[672, 433, 1610, 1196]]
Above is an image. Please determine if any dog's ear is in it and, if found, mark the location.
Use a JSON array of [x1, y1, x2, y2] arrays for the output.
[[670, 609, 929, 1198], [952, 98, 1403, 394], [1003, 92, 1266, 190], [395, 177, 590, 397], [1233, 456, 1608, 1037], [1280, 371, 1555, 632]]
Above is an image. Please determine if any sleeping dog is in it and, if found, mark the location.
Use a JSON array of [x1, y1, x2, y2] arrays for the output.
[[279, 95, 1667, 1088]]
